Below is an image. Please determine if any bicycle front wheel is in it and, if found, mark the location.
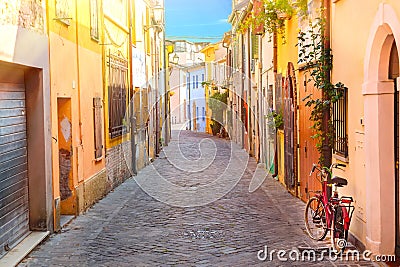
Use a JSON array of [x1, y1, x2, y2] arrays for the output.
[[304, 197, 328, 240], [331, 206, 348, 253]]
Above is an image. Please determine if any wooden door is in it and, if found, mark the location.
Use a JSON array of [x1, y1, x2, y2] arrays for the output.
[[298, 71, 322, 202], [284, 63, 297, 192]]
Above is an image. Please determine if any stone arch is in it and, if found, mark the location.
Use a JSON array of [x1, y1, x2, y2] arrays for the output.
[[363, 3, 400, 254]]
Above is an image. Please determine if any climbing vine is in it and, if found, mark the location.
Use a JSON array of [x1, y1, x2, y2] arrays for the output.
[[297, 17, 347, 164]]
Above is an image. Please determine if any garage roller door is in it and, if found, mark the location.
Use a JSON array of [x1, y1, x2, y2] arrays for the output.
[[0, 82, 29, 258]]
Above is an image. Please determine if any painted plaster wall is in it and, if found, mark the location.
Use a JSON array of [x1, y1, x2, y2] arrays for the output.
[[275, 16, 299, 187], [261, 33, 276, 168], [170, 67, 182, 124], [331, 0, 400, 253], [187, 67, 206, 132], [48, 0, 106, 219]]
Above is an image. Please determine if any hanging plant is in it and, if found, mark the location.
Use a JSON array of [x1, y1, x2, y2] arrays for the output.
[[238, 0, 308, 41], [267, 109, 284, 130]]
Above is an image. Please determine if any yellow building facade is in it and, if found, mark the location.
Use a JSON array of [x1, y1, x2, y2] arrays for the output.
[[47, 0, 107, 229], [201, 43, 218, 134]]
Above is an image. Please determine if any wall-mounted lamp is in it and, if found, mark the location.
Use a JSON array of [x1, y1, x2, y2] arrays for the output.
[[172, 53, 179, 64], [143, 5, 165, 31]]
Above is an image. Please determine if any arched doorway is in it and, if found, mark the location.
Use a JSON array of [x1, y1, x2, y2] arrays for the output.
[[363, 3, 400, 254], [390, 41, 400, 256]]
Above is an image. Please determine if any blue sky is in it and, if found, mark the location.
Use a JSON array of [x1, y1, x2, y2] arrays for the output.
[[165, 0, 232, 42]]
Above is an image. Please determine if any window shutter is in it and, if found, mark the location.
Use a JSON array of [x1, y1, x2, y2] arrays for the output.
[[93, 97, 103, 159], [134, 91, 141, 128], [251, 34, 259, 59]]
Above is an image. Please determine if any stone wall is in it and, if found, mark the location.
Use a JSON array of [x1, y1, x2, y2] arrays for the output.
[[105, 141, 132, 191], [76, 169, 108, 214], [0, 0, 45, 33]]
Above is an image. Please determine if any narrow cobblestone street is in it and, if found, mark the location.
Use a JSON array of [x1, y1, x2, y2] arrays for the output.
[[19, 131, 377, 267]]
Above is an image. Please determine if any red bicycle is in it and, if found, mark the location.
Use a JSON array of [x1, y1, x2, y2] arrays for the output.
[[304, 163, 355, 253]]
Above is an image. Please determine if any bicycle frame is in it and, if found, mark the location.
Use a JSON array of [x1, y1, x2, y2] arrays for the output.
[[309, 164, 354, 231], [313, 180, 334, 229], [340, 196, 355, 231]]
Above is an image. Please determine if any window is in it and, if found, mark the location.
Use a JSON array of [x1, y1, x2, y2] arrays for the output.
[[333, 87, 348, 158], [196, 107, 199, 118], [108, 54, 128, 138], [90, 0, 99, 40], [202, 74, 205, 83], [202, 107, 205, 121], [93, 97, 103, 159], [55, 0, 71, 25], [251, 34, 259, 59], [196, 75, 199, 88], [192, 76, 195, 89], [187, 75, 190, 89]]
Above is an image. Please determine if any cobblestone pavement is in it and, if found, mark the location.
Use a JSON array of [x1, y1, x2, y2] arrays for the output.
[[19, 131, 378, 266]]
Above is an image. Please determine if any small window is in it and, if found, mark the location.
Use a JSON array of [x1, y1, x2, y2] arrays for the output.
[[333, 87, 348, 158], [196, 75, 199, 88], [202, 107, 205, 121], [202, 74, 205, 83], [192, 76, 195, 89], [108, 54, 128, 138], [196, 107, 199, 118], [93, 97, 103, 159], [187, 76, 190, 89], [90, 0, 99, 40]]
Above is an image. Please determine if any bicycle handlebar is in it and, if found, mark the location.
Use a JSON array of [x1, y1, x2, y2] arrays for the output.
[[309, 163, 346, 178], [309, 164, 317, 176]]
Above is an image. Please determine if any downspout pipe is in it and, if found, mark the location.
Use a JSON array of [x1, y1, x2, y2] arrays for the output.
[[322, 0, 332, 191], [128, 0, 137, 175], [272, 33, 278, 178]]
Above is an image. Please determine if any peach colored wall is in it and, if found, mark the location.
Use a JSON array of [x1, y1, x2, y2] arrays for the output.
[[77, 46, 105, 179], [331, 0, 400, 254], [170, 67, 181, 124], [49, 32, 79, 200], [48, 0, 105, 201]]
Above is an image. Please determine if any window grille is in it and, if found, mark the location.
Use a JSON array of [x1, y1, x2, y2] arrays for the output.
[[332, 87, 348, 158], [108, 53, 128, 139]]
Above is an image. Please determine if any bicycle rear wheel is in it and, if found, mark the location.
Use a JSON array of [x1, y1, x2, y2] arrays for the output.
[[331, 206, 348, 253], [304, 197, 328, 240]]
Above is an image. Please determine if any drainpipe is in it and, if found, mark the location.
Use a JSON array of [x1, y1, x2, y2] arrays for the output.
[[258, 34, 263, 164], [155, 39, 160, 155], [163, 35, 169, 145], [322, 0, 332, 193], [241, 34, 245, 149], [128, 0, 137, 175], [162, 10, 169, 146], [188, 72, 191, 130], [272, 33, 279, 178]]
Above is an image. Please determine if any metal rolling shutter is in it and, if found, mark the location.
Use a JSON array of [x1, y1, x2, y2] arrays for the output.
[[0, 82, 29, 257]]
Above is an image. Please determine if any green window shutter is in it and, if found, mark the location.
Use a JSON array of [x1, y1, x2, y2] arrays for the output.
[[251, 34, 259, 59]]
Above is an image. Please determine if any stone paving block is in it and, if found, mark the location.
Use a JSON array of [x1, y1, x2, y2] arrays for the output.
[[18, 131, 381, 267]]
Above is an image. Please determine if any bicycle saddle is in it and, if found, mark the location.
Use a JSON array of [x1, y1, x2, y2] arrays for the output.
[[331, 176, 348, 187]]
